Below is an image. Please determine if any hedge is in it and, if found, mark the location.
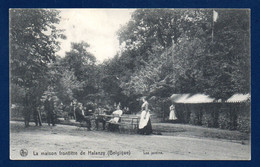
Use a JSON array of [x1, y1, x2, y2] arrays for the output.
[[189, 105, 203, 125], [175, 104, 190, 123], [201, 106, 219, 128], [236, 103, 250, 133], [173, 102, 250, 132]]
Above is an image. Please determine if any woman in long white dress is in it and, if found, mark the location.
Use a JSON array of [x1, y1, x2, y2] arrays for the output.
[[107, 104, 123, 131], [169, 104, 177, 122], [138, 97, 152, 135]]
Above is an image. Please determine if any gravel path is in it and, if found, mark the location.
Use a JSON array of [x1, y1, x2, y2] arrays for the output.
[[10, 121, 250, 160]]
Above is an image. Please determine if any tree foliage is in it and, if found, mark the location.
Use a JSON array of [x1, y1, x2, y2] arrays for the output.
[[56, 42, 99, 104], [10, 9, 66, 124], [116, 9, 250, 102], [10, 9, 250, 120], [10, 9, 65, 89]]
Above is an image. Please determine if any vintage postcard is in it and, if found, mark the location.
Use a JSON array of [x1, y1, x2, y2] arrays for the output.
[[9, 8, 251, 160]]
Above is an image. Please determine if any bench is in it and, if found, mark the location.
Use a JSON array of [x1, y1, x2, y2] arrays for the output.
[[106, 116, 121, 132], [106, 116, 140, 133]]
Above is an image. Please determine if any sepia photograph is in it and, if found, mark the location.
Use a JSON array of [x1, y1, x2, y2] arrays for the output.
[[9, 8, 250, 160]]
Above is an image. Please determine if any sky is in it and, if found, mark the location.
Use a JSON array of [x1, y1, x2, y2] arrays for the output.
[[56, 9, 135, 62]]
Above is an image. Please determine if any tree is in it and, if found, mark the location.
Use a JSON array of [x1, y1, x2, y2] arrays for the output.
[[116, 9, 210, 94], [116, 9, 250, 104], [60, 42, 98, 104], [117, 9, 212, 65], [10, 9, 66, 126], [202, 10, 250, 100]]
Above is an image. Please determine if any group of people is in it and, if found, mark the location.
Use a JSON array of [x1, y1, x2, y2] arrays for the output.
[[70, 100, 125, 131], [68, 98, 154, 134], [32, 95, 177, 136]]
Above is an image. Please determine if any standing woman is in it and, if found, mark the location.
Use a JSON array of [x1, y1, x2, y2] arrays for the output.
[[169, 104, 177, 123], [138, 97, 152, 135]]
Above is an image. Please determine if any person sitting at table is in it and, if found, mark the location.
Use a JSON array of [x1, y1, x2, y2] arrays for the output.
[[75, 103, 91, 131], [138, 97, 153, 135], [107, 107, 123, 131], [94, 107, 106, 130]]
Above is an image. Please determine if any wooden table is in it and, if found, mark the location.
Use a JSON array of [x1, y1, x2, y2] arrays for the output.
[[95, 114, 114, 118]]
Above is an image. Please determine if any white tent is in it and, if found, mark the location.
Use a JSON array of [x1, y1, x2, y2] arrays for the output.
[[170, 94, 215, 103], [170, 93, 251, 103], [226, 94, 250, 103]]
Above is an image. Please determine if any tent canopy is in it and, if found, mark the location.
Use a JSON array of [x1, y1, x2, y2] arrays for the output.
[[226, 93, 250, 103], [170, 93, 250, 104], [170, 94, 215, 103]]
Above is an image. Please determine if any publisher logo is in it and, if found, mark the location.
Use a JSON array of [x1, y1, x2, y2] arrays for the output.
[[20, 149, 28, 157]]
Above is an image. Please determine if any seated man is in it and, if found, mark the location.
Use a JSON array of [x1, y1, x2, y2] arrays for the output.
[[94, 107, 107, 130], [75, 103, 91, 130]]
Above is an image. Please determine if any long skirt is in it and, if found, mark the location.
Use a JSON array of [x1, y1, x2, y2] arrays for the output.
[[138, 118, 152, 135], [169, 110, 177, 120]]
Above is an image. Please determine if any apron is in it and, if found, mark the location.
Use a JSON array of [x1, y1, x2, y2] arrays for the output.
[[139, 110, 150, 129]]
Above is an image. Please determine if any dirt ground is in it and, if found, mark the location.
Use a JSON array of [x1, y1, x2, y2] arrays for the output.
[[10, 121, 250, 160]]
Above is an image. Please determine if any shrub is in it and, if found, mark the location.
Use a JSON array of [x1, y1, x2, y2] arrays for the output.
[[175, 102, 250, 132], [218, 109, 230, 129], [189, 110, 202, 125], [149, 97, 170, 121], [202, 112, 214, 127], [218, 106, 237, 130], [175, 104, 191, 123], [175, 104, 183, 122], [187, 104, 202, 125], [201, 106, 219, 128], [237, 103, 250, 133], [189, 111, 198, 125], [237, 114, 250, 133], [183, 109, 191, 124]]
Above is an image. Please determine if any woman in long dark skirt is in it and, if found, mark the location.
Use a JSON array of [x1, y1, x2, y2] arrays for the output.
[[138, 97, 152, 135]]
